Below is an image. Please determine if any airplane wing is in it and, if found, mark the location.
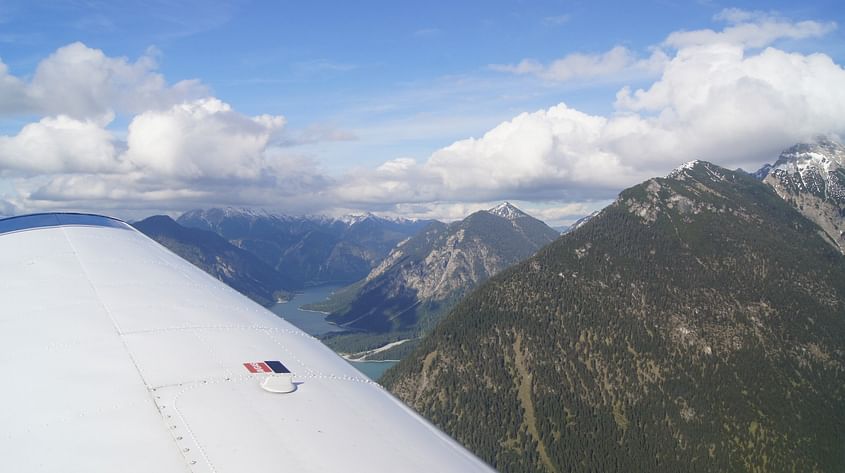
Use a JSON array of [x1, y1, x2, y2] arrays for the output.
[[0, 213, 495, 472]]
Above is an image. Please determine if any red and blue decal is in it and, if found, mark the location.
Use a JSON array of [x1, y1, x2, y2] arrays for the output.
[[243, 362, 272, 373], [243, 360, 290, 374]]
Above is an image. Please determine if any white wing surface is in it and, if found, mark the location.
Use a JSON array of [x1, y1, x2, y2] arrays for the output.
[[0, 213, 495, 473]]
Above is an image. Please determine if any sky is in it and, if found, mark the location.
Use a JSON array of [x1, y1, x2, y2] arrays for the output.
[[0, 0, 844, 225]]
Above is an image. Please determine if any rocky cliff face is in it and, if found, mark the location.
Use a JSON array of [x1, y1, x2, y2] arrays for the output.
[[325, 203, 560, 334], [383, 162, 845, 473], [760, 139, 845, 253]]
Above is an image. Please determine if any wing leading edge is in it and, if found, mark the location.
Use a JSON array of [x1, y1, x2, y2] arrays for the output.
[[0, 213, 495, 473]]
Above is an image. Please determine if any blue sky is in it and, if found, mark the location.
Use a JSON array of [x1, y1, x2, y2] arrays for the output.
[[0, 1, 844, 223]]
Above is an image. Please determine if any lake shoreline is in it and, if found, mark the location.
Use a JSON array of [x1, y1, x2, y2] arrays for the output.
[[270, 283, 399, 380]]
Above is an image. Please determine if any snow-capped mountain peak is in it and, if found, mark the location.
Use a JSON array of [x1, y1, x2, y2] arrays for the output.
[[772, 139, 845, 174], [667, 160, 729, 182], [220, 207, 285, 219], [766, 139, 845, 202], [759, 138, 845, 254], [338, 212, 426, 226], [179, 207, 293, 227], [488, 202, 528, 220], [339, 212, 378, 226], [667, 160, 703, 178], [675, 159, 702, 172]]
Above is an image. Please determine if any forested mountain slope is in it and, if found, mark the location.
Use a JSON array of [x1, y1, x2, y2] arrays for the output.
[[383, 161, 845, 473]]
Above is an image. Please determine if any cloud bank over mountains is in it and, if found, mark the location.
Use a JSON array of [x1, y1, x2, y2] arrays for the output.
[[0, 9, 843, 223], [338, 10, 845, 213]]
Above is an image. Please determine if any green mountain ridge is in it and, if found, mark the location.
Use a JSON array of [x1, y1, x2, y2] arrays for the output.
[[383, 161, 845, 472]]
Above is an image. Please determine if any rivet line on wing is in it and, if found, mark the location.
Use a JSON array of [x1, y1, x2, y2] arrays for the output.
[[120, 325, 314, 338]]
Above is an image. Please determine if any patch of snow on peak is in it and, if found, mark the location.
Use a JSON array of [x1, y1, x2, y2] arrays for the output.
[[338, 212, 423, 226], [769, 140, 845, 201], [221, 207, 277, 219], [185, 207, 291, 222], [339, 212, 378, 225], [488, 202, 526, 220], [774, 141, 845, 174], [667, 160, 702, 179]]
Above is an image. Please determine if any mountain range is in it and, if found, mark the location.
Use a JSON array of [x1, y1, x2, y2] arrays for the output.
[[311, 203, 559, 357], [177, 207, 435, 286], [383, 158, 845, 472], [130, 139, 845, 471]]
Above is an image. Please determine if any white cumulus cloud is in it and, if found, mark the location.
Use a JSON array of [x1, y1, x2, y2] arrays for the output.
[[611, 45, 845, 166], [125, 98, 286, 180], [336, 9, 845, 209], [0, 43, 333, 215], [0, 115, 121, 174], [2, 42, 206, 120], [2, 10, 844, 224]]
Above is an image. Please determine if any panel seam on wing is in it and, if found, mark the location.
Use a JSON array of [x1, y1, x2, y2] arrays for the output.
[[60, 227, 195, 469], [59, 227, 149, 383], [121, 325, 314, 337], [4, 400, 145, 439], [152, 372, 379, 391], [165, 373, 382, 471]]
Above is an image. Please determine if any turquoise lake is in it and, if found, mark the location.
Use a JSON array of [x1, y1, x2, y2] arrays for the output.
[[271, 284, 399, 381]]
